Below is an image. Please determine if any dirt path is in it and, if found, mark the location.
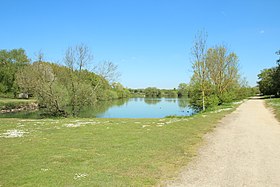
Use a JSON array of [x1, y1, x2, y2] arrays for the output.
[[166, 98, 280, 187]]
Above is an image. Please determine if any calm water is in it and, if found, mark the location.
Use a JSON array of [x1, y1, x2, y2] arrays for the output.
[[0, 98, 195, 118], [80, 97, 195, 118]]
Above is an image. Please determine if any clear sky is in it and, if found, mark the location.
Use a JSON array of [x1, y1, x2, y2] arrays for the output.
[[1, 0, 279, 88]]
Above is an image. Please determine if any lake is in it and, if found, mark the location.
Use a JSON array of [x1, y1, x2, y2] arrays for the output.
[[79, 97, 195, 118], [0, 98, 195, 118]]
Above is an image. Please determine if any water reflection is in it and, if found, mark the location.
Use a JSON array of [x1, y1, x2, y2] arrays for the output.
[[178, 98, 189, 109], [78, 98, 130, 118], [164, 98, 177, 103], [144, 98, 161, 105], [0, 97, 195, 118]]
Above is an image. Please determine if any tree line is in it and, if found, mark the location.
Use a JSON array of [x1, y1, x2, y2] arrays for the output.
[[257, 50, 280, 96], [0, 44, 130, 116], [0, 34, 257, 116], [128, 83, 188, 98]]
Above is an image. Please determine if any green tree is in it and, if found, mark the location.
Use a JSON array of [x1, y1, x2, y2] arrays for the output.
[[274, 50, 280, 95], [257, 68, 277, 95], [0, 49, 29, 96], [178, 83, 189, 97], [206, 45, 240, 102], [112, 82, 130, 98], [144, 87, 162, 97], [189, 33, 243, 109], [16, 62, 68, 116]]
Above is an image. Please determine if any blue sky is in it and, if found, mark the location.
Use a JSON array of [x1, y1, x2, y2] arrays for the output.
[[1, 0, 279, 88]]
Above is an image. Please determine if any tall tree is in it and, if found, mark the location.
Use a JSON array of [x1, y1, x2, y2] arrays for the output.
[[257, 50, 280, 96], [178, 83, 189, 97], [274, 50, 280, 95], [206, 45, 240, 98], [258, 68, 277, 95], [190, 30, 208, 110], [0, 49, 29, 96], [64, 43, 96, 116], [16, 62, 68, 116]]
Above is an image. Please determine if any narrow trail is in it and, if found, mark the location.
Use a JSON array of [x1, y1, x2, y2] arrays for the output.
[[166, 98, 280, 187]]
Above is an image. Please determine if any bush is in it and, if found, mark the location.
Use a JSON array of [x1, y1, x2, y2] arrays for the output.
[[205, 95, 220, 108], [219, 92, 235, 103]]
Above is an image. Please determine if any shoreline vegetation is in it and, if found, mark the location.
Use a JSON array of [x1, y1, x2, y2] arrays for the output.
[[0, 98, 38, 114], [0, 46, 256, 117], [0, 100, 241, 186]]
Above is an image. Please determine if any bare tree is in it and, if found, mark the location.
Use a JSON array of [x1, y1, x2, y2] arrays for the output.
[[64, 43, 121, 116], [34, 50, 44, 62], [64, 43, 95, 116], [191, 30, 208, 111], [94, 61, 120, 85], [65, 43, 93, 72]]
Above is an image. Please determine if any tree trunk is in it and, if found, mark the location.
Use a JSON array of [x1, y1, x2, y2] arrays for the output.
[[202, 90, 205, 111]]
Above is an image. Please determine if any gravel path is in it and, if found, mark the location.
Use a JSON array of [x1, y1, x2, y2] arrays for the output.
[[166, 98, 280, 187]]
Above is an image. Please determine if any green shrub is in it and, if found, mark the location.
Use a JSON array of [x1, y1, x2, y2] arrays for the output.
[[219, 92, 235, 103], [205, 95, 220, 108]]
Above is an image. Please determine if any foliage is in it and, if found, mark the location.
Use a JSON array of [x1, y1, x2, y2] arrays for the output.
[[189, 32, 249, 110], [16, 62, 69, 116], [0, 49, 29, 96], [177, 83, 189, 97], [206, 45, 240, 97], [258, 68, 277, 95], [130, 88, 179, 98], [112, 82, 130, 99], [257, 50, 280, 96], [128, 89, 145, 97], [144, 87, 162, 97], [15, 56, 123, 117]]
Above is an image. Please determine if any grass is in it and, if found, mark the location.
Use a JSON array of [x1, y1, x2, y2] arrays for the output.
[[266, 97, 280, 121], [0, 105, 236, 186], [0, 98, 36, 109]]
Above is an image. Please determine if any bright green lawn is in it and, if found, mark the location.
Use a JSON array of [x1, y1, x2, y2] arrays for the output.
[[0, 108, 234, 186], [266, 97, 280, 121]]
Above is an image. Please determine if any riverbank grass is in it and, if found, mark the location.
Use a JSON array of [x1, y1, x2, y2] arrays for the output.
[[1, 107, 235, 186], [0, 98, 36, 109]]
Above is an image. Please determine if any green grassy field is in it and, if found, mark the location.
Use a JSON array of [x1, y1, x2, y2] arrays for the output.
[[0, 106, 235, 186], [266, 98, 280, 121]]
